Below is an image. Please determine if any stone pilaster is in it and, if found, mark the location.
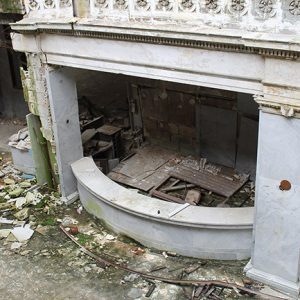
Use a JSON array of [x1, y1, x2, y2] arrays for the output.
[[245, 96, 300, 298]]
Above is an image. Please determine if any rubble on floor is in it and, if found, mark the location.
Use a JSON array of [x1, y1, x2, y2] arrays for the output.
[[0, 152, 286, 299], [8, 127, 31, 151], [7, 127, 35, 175], [0, 152, 61, 250]]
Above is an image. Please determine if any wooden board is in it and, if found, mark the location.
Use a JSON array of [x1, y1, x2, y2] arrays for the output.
[[170, 165, 248, 198]]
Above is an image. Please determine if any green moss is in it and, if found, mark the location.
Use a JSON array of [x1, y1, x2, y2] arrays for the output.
[[41, 216, 56, 226], [77, 233, 93, 245], [0, 0, 22, 13]]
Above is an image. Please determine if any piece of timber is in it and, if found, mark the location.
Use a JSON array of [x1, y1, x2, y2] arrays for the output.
[[151, 190, 185, 204], [170, 165, 248, 198], [161, 183, 196, 192]]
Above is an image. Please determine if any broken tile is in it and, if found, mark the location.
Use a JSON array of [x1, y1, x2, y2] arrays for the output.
[[0, 218, 14, 224], [10, 242, 23, 250], [35, 225, 51, 236], [9, 188, 24, 198], [19, 181, 31, 188], [14, 207, 30, 221], [0, 229, 11, 239], [4, 178, 15, 185], [15, 197, 26, 209], [11, 225, 34, 242]]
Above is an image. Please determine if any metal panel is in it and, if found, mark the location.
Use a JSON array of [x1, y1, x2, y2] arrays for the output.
[[236, 116, 259, 179], [199, 105, 237, 168]]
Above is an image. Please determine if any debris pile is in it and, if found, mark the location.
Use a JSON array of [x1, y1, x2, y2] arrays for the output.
[[8, 127, 31, 151], [0, 152, 282, 299], [0, 153, 61, 251]]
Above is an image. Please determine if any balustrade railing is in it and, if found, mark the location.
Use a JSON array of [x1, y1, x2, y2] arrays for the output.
[[24, 0, 73, 17], [23, 0, 300, 30]]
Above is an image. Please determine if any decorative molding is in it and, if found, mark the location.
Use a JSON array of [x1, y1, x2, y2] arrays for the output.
[[23, 0, 300, 25], [289, 0, 300, 15], [205, 0, 221, 13], [14, 27, 300, 60], [255, 0, 277, 18], [179, 0, 197, 12], [228, 0, 249, 16], [254, 94, 300, 118]]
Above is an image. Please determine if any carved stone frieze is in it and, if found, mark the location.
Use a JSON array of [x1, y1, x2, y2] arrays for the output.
[[156, 0, 173, 11], [60, 0, 72, 8], [28, 0, 39, 10], [205, 0, 221, 13], [114, 0, 128, 9], [44, 0, 55, 9], [289, 0, 300, 15], [179, 0, 196, 12], [95, 0, 109, 8], [256, 0, 277, 18], [228, 0, 248, 16], [135, 0, 150, 10]]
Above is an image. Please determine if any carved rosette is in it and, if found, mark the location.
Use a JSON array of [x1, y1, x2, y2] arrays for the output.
[[60, 0, 72, 8], [135, 0, 151, 11], [28, 0, 40, 10], [289, 0, 300, 15], [179, 0, 196, 12], [44, 0, 55, 9], [95, 0, 109, 9], [256, 0, 277, 18], [205, 0, 221, 13], [156, 0, 173, 11], [114, 0, 128, 10], [228, 0, 248, 16]]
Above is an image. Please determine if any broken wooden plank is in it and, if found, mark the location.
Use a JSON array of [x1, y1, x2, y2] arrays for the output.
[[145, 284, 156, 297], [108, 171, 154, 192], [161, 183, 195, 192], [151, 190, 185, 204], [82, 115, 104, 131], [170, 165, 248, 198]]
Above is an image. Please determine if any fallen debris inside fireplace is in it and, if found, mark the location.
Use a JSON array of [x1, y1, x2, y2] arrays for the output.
[[106, 145, 254, 208], [78, 97, 255, 209]]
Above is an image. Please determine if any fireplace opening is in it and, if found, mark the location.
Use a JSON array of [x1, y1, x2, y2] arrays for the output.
[[74, 69, 259, 208]]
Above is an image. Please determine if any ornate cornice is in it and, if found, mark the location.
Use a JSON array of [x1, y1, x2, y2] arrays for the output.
[[12, 27, 300, 60], [254, 94, 300, 118]]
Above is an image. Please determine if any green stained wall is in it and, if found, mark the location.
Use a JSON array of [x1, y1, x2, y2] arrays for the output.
[[0, 0, 23, 13]]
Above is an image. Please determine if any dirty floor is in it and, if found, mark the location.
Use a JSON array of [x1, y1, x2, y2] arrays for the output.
[[0, 152, 288, 300]]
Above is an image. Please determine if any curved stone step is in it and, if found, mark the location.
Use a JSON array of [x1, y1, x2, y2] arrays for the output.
[[71, 157, 254, 260]]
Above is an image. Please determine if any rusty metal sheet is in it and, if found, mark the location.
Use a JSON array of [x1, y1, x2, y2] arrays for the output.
[[170, 165, 248, 198]]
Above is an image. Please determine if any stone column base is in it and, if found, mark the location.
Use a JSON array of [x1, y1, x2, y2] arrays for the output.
[[245, 261, 300, 298], [61, 191, 79, 205]]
